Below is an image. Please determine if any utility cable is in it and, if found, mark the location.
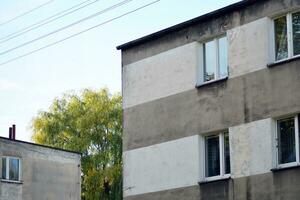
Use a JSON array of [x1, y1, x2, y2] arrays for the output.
[[0, 0, 54, 27], [0, 0, 160, 67], [0, 0, 134, 56], [0, 0, 100, 44]]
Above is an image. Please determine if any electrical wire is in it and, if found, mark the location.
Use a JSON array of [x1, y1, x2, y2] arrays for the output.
[[0, 0, 101, 44], [0, 0, 160, 67], [0, 0, 54, 27], [0, 0, 135, 56]]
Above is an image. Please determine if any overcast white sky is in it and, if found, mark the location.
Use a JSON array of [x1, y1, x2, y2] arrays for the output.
[[0, 0, 239, 141]]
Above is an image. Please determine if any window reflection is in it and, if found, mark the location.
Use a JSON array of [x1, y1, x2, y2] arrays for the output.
[[292, 12, 300, 56], [224, 132, 230, 174], [2, 158, 6, 179], [9, 158, 20, 181], [218, 37, 228, 78], [205, 135, 220, 177], [275, 16, 288, 60], [278, 118, 296, 164], [204, 40, 216, 82]]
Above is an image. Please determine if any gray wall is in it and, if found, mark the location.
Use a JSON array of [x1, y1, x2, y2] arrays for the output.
[[121, 0, 300, 199], [0, 138, 81, 200], [124, 168, 300, 200]]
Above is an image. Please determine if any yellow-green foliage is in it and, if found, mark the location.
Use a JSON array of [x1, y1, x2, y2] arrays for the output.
[[32, 88, 122, 200]]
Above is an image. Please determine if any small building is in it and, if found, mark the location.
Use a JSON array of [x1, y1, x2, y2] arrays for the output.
[[117, 0, 300, 199], [0, 126, 81, 200]]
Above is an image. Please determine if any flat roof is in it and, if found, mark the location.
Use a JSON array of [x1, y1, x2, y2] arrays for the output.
[[0, 136, 81, 155], [116, 0, 259, 50]]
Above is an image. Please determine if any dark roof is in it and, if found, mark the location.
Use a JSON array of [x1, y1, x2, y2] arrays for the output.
[[0, 136, 81, 155], [116, 0, 258, 50]]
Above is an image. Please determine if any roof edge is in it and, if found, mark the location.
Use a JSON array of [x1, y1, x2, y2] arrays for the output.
[[116, 0, 258, 50], [0, 136, 81, 155]]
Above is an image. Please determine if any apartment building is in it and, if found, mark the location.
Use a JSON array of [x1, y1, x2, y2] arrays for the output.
[[117, 0, 300, 199], [0, 126, 81, 200]]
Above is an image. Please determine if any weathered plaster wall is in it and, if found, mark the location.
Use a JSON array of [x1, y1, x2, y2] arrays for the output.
[[228, 17, 271, 78], [0, 183, 22, 200], [124, 185, 200, 200], [125, 168, 300, 200], [121, 0, 300, 66], [122, 16, 278, 109], [121, 0, 300, 199], [123, 59, 300, 151], [122, 42, 200, 108], [229, 118, 274, 178], [123, 135, 200, 197], [0, 139, 81, 200]]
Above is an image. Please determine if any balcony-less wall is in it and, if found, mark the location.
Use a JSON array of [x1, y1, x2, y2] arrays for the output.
[[123, 16, 273, 110], [0, 139, 81, 200], [124, 135, 200, 197], [122, 1, 300, 199], [124, 117, 300, 200], [229, 118, 274, 178], [124, 168, 300, 200], [123, 59, 300, 151], [123, 42, 200, 109]]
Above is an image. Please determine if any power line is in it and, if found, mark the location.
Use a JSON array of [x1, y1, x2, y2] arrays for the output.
[[0, 0, 94, 42], [0, 0, 54, 27], [0, 0, 160, 67], [0, 0, 100, 44], [0, 0, 134, 56]]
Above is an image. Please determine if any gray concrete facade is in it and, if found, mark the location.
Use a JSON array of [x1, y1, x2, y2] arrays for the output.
[[0, 137, 81, 200], [124, 60, 300, 151], [119, 0, 300, 199], [124, 168, 300, 200], [120, 0, 300, 66]]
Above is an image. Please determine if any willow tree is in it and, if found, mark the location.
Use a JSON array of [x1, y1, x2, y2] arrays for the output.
[[31, 88, 122, 200]]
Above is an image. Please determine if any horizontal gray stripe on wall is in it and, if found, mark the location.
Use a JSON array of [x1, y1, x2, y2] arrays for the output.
[[124, 185, 200, 200], [124, 60, 300, 151], [124, 168, 300, 200], [121, 0, 300, 66]]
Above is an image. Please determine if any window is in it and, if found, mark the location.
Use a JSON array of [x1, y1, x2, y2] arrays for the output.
[[274, 11, 300, 61], [1, 157, 21, 182], [275, 115, 300, 168], [201, 36, 228, 83], [205, 131, 230, 180]]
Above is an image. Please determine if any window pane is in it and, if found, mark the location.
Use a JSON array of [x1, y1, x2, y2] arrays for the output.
[[2, 158, 6, 179], [224, 132, 231, 174], [278, 118, 296, 164], [218, 37, 228, 78], [292, 12, 300, 56], [299, 115, 300, 161], [206, 135, 220, 177], [9, 158, 19, 181], [204, 40, 216, 82], [274, 16, 288, 60]]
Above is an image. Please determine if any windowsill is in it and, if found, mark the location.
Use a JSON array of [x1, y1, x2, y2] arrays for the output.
[[1, 179, 23, 184], [198, 176, 231, 185], [195, 76, 228, 89], [267, 55, 300, 68], [271, 164, 300, 172]]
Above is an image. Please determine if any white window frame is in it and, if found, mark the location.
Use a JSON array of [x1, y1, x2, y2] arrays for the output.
[[275, 115, 300, 169], [273, 11, 300, 62], [204, 131, 230, 182], [197, 36, 228, 86], [1, 156, 22, 182]]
